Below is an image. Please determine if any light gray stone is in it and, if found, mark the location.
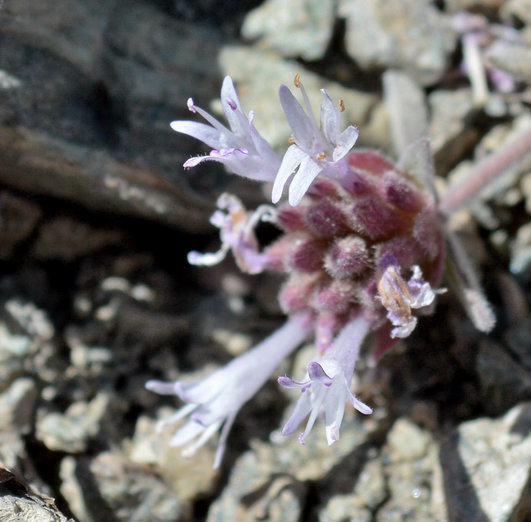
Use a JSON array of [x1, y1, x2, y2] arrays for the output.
[[441, 403, 531, 522], [242, 0, 335, 60], [340, 0, 456, 85]]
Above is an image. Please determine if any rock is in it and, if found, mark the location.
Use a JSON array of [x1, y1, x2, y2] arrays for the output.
[[485, 40, 531, 82], [340, 0, 456, 85], [130, 411, 219, 503], [36, 393, 110, 453], [376, 420, 447, 521], [0, 377, 38, 434], [60, 451, 183, 522], [386, 418, 430, 463], [440, 403, 531, 522], [0, 465, 74, 522], [242, 0, 335, 60], [0, 0, 234, 232], [500, 0, 531, 26], [319, 457, 385, 522], [382, 71, 428, 155], [476, 340, 531, 415], [207, 410, 372, 521], [0, 191, 42, 260], [32, 216, 124, 261], [428, 88, 478, 172]]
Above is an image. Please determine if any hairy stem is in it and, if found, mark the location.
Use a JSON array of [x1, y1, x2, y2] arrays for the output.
[[439, 127, 531, 214]]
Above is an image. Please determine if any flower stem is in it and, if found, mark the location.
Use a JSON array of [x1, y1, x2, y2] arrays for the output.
[[438, 127, 531, 215]]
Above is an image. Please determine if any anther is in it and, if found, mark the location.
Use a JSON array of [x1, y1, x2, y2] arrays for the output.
[[316, 152, 327, 160], [294, 73, 301, 88], [339, 99, 345, 112], [288, 137, 296, 144]]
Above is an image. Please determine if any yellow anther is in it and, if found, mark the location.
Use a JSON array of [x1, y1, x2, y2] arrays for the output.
[[339, 99, 345, 112], [294, 73, 301, 88], [288, 137, 295, 144], [316, 152, 327, 160]]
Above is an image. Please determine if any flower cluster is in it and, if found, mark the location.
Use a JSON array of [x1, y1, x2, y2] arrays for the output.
[[147, 75, 493, 468]]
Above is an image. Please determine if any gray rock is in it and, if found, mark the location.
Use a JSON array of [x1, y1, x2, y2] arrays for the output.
[[0, 465, 73, 522], [32, 216, 124, 261], [440, 403, 531, 522], [382, 71, 428, 155], [485, 40, 531, 82], [242, 0, 335, 60], [376, 419, 447, 521], [36, 393, 110, 453], [428, 88, 477, 172], [0, 378, 38, 434], [340, 0, 456, 85], [500, 0, 531, 26], [60, 451, 182, 522], [319, 457, 385, 522], [0, 191, 42, 260], [0, 0, 233, 232], [207, 414, 372, 521], [476, 340, 531, 416]]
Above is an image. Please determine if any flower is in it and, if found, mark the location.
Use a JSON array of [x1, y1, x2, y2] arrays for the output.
[[272, 75, 359, 206], [171, 76, 281, 182], [146, 316, 310, 468], [147, 75, 499, 468], [278, 316, 372, 445], [187, 193, 276, 274], [376, 258, 444, 338]]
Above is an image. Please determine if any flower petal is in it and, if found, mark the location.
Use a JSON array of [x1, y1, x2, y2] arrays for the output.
[[288, 156, 321, 206], [333, 126, 359, 162], [272, 145, 307, 203], [320, 89, 340, 144], [278, 84, 314, 147], [171, 120, 229, 150]]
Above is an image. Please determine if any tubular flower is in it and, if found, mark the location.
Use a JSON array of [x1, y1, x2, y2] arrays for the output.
[[272, 75, 359, 206], [279, 316, 372, 445], [148, 75, 494, 467], [171, 76, 281, 182], [146, 316, 311, 469]]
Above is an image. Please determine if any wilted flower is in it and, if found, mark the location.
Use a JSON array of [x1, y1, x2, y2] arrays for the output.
[[147, 75, 495, 467]]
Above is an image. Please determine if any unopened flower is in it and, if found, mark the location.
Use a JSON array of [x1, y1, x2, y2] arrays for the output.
[[146, 316, 310, 468], [279, 316, 372, 445], [171, 76, 280, 182], [272, 75, 359, 206]]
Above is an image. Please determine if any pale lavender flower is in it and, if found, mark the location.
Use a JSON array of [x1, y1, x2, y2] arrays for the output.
[[272, 76, 359, 206], [279, 316, 372, 446], [171, 76, 281, 182], [146, 316, 310, 468], [187, 193, 276, 274], [376, 259, 443, 339]]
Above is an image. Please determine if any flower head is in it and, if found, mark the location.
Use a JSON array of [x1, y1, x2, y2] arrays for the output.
[[171, 76, 281, 182], [187, 193, 276, 274], [279, 316, 372, 445], [272, 75, 359, 206], [147, 75, 497, 468], [146, 317, 310, 468]]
